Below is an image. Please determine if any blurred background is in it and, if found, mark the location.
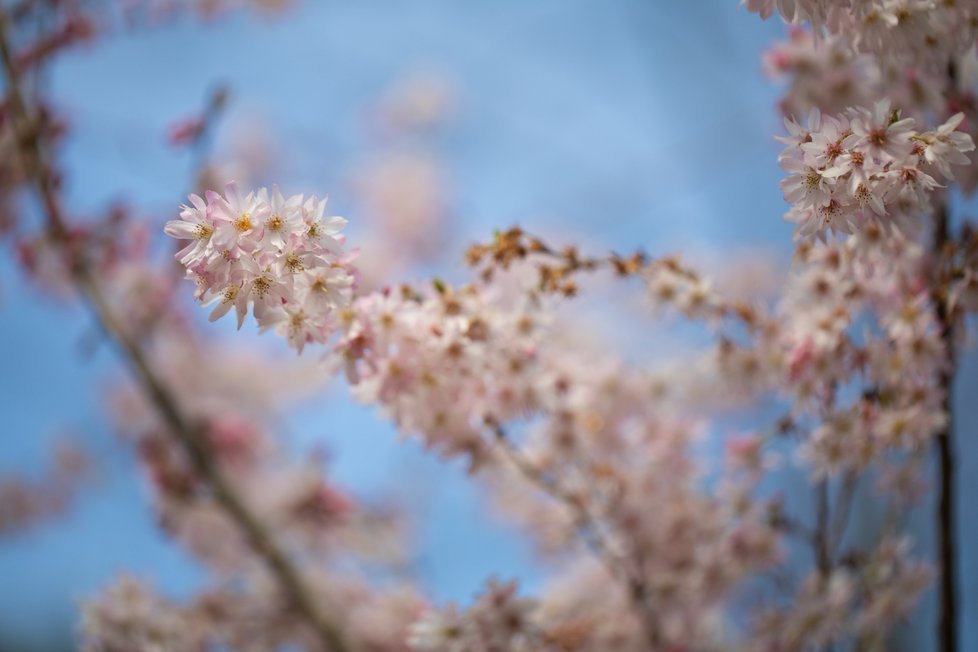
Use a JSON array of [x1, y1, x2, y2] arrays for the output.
[[1, 1, 975, 650]]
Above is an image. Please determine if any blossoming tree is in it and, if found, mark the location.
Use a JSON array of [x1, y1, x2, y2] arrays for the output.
[[2, 1, 977, 651]]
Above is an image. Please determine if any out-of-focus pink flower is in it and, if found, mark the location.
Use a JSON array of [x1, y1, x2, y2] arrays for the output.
[[166, 115, 205, 147]]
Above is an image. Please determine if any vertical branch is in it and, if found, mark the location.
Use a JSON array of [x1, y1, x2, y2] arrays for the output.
[[813, 479, 836, 652], [933, 56, 961, 652], [829, 472, 857, 556], [0, 10, 352, 652], [932, 198, 958, 652], [936, 395, 957, 652], [814, 479, 831, 576]]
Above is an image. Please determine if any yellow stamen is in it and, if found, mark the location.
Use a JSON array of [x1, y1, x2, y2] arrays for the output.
[[253, 276, 272, 299], [286, 252, 304, 273], [234, 213, 253, 232]]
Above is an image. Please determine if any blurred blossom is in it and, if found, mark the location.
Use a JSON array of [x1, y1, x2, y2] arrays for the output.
[[0, 439, 92, 537], [374, 72, 457, 135]]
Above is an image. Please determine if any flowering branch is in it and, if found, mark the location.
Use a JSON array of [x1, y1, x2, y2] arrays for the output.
[[467, 226, 763, 326], [487, 420, 664, 649], [751, 3, 978, 647], [0, 9, 353, 652]]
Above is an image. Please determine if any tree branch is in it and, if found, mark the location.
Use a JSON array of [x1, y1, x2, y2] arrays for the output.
[[932, 197, 958, 652], [829, 472, 857, 558]]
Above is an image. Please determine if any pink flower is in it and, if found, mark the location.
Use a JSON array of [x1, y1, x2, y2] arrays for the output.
[[166, 183, 359, 347]]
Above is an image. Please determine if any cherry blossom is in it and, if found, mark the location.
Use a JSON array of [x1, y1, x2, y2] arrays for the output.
[[165, 182, 358, 347], [778, 102, 974, 240]]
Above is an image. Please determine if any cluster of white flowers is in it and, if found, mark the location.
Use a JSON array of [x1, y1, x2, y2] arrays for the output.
[[335, 281, 547, 468], [82, 576, 204, 652], [763, 27, 950, 122], [705, 228, 950, 484], [787, 238, 948, 479], [745, 0, 978, 68], [165, 182, 357, 352], [751, 537, 931, 649], [407, 579, 540, 652], [778, 100, 974, 240]]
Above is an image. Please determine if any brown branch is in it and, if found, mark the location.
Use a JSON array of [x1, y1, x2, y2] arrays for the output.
[[0, 9, 353, 652], [932, 197, 958, 652], [814, 479, 831, 577], [829, 472, 857, 558]]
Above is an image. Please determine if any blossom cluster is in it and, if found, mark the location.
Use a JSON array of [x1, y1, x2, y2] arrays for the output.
[[0, 441, 89, 536], [485, 361, 781, 649], [83, 573, 424, 652], [784, 235, 947, 484], [165, 182, 357, 352], [778, 100, 974, 240], [762, 27, 947, 121], [334, 279, 547, 468], [697, 227, 949, 490], [329, 261, 783, 647], [752, 537, 931, 649], [408, 579, 540, 652], [745, 0, 978, 69]]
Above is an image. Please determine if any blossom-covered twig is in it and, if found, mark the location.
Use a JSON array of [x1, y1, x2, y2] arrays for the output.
[[466, 226, 764, 326], [0, 439, 90, 536]]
